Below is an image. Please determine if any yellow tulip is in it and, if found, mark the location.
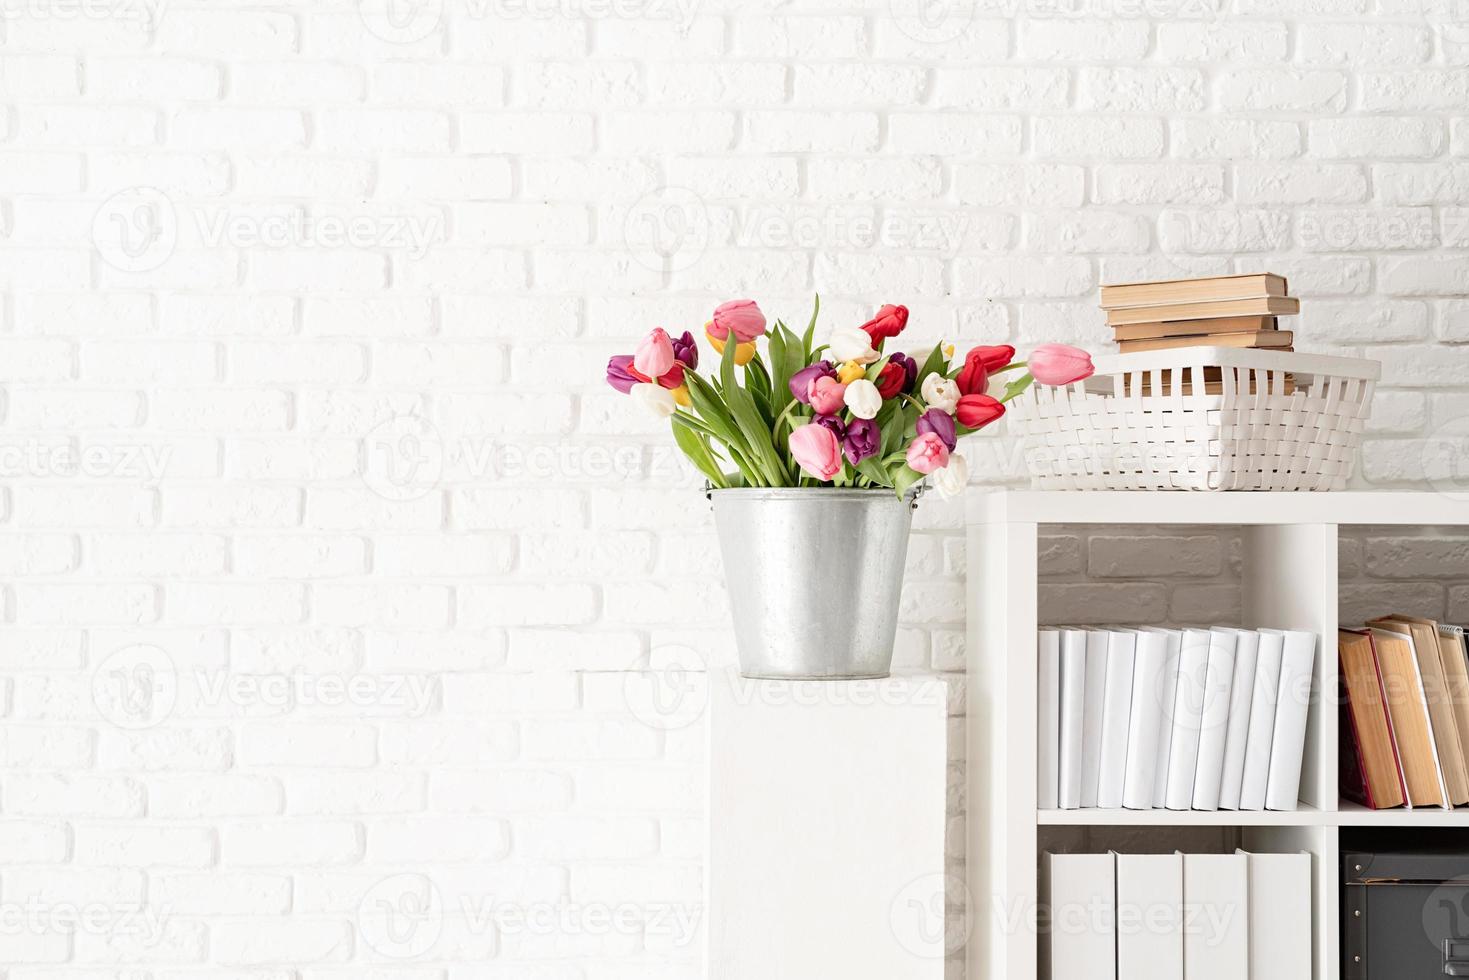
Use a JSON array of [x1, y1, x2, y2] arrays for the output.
[[671, 384, 691, 407], [706, 327, 758, 365], [836, 361, 866, 384]]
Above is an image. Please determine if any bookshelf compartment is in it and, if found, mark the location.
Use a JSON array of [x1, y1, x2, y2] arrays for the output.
[[969, 492, 1469, 980]]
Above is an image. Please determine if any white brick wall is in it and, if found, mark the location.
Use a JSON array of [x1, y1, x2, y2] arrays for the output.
[[2, 1, 1468, 977]]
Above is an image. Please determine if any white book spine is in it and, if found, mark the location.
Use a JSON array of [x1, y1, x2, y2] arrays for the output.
[[1216, 629, 1260, 810], [1182, 852, 1249, 980], [1264, 630, 1318, 811], [1164, 629, 1211, 810], [1151, 629, 1183, 809], [1080, 630, 1110, 808], [1116, 852, 1183, 980], [1191, 628, 1238, 810], [1244, 850, 1311, 980], [1238, 630, 1285, 811], [1123, 630, 1169, 810], [1038, 629, 1061, 810], [1046, 852, 1116, 980], [1058, 629, 1087, 810], [1096, 631, 1137, 809]]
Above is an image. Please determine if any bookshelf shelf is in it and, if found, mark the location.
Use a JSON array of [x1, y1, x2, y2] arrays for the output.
[[1036, 806, 1330, 827], [966, 490, 1469, 980]]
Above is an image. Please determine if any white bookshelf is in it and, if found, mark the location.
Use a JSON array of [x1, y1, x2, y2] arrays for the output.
[[966, 490, 1469, 980]]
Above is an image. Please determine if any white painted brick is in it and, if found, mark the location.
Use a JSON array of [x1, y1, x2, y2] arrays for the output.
[[1095, 164, 1225, 205], [933, 67, 1069, 109], [148, 775, 285, 818], [1023, 211, 1152, 253], [1309, 117, 1444, 159], [887, 113, 1022, 156], [1018, 20, 1147, 60], [1299, 24, 1432, 66], [74, 825, 214, 867], [319, 110, 452, 153], [236, 156, 375, 198], [1218, 70, 1348, 111], [154, 872, 292, 915], [954, 163, 1085, 207], [234, 61, 365, 103], [1362, 70, 1469, 111], [5, 773, 144, 817], [1158, 209, 1292, 253], [1078, 68, 1205, 112], [1033, 117, 1165, 159], [1236, 163, 1369, 204], [461, 112, 596, 154], [1376, 163, 1469, 204], [222, 821, 363, 867], [736, 15, 867, 58], [369, 816, 511, 862], [0, 55, 81, 99], [284, 771, 425, 815], [155, 11, 299, 57], [1155, 22, 1288, 61]]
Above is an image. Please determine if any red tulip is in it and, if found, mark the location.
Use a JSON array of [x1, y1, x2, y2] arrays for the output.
[[858, 304, 908, 344], [956, 394, 1005, 430], [875, 360, 908, 399], [1028, 343, 1094, 386], [956, 345, 1017, 396]]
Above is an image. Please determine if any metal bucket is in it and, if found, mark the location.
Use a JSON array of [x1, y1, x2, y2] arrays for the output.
[[709, 487, 919, 680]]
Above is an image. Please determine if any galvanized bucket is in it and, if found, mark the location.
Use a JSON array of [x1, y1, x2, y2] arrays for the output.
[[709, 487, 919, 680]]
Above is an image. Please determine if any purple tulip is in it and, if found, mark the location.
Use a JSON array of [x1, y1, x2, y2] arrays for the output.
[[671, 330, 698, 370], [607, 354, 640, 394], [890, 352, 918, 393], [814, 414, 846, 440], [916, 408, 957, 451], [788, 360, 835, 404], [843, 418, 880, 465]]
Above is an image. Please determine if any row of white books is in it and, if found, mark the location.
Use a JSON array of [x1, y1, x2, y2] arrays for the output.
[[1044, 849, 1310, 980], [1038, 627, 1319, 811]]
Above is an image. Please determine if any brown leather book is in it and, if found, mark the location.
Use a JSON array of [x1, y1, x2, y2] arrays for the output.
[[1117, 331, 1293, 354], [1367, 625, 1447, 807], [1100, 272, 1289, 309], [1371, 618, 1466, 806], [1338, 629, 1407, 809], [1107, 296, 1300, 326], [1112, 315, 1279, 341]]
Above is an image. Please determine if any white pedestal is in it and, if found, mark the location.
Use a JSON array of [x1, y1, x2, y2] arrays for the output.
[[707, 672, 949, 980]]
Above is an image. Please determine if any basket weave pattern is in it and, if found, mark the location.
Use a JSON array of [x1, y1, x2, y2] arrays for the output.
[[1010, 350, 1379, 492]]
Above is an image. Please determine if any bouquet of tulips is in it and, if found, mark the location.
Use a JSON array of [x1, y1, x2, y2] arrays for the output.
[[605, 297, 1094, 498]]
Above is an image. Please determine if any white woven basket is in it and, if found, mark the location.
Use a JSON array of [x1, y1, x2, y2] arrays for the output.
[[1010, 347, 1381, 491]]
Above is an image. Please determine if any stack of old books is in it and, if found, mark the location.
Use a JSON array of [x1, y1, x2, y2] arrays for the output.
[[1100, 272, 1299, 353]]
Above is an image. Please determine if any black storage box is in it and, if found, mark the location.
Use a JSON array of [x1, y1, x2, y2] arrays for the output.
[[1344, 848, 1469, 978]]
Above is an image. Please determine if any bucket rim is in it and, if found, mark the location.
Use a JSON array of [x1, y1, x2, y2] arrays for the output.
[[706, 485, 924, 503]]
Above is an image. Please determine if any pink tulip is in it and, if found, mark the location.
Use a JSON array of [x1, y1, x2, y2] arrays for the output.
[[708, 299, 767, 343], [634, 327, 676, 380], [1028, 343, 1094, 386], [789, 423, 842, 481], [906, 432, 950, 475], [807, 376, 847, 415]]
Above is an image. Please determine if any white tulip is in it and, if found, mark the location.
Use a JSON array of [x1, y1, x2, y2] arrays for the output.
[[827, 326, 879, 365], [843, 379, 882, 420], [921, 373, 960, 412], [933, 452, 969, 498], [631, 382, 676, 418]]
